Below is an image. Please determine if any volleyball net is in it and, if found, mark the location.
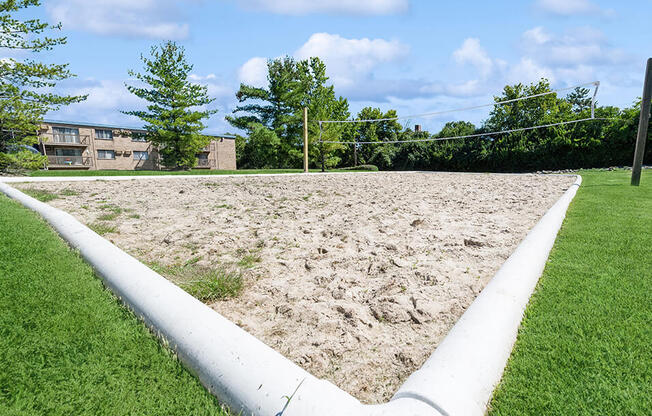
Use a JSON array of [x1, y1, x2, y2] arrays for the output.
[[316, 81, 607, 145]]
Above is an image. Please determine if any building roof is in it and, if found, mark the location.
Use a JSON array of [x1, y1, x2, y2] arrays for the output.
[[43, 119, 236, 139]]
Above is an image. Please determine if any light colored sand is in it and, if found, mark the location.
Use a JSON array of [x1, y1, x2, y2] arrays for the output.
[[17, 172, 574, 403]]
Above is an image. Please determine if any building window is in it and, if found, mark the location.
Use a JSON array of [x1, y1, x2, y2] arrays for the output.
[[97, 150, 115, 160], [131, 134, 147, 142], [133, 151, 149, 160], [52, 127, 80, 143], [95, 129, 113, 140]]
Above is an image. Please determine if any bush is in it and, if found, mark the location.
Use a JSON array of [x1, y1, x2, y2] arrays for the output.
[[337, 164, 379, 171], [0, 150, 46, 172]]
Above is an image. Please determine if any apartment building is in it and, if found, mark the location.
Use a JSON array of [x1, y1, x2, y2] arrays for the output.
[[38, 120, 236, 171]]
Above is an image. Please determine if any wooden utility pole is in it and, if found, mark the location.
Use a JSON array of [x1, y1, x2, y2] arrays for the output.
[[631, 58, 652, 186], [303, 107, 309, 173]]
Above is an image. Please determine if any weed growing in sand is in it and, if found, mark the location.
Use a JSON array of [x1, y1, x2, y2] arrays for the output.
[[302, 193, 312, 201], [22, 188, 59, 202], [238, 253, 262, 269], [215, 204, 234, 210], [60, 189, 79, 196], [182, 242, 201, 254], [128, 213, 141, 219], [97, 212, 120, 221], [149, 261, 243, 302], [98, 203, 123, 214], [89, 222, 118, 235]]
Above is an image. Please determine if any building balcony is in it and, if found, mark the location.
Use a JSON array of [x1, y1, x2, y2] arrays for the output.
[[195, 159, 214, 168], [44, 134, 90, 146], [47, 155, 92, 168]]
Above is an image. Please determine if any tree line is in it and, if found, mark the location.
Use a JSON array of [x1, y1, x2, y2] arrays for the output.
[[231, 57, 651, 172], [1, 1, 649, 172]]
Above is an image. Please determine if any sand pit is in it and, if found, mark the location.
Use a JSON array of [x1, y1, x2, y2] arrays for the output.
[[16, 172, 575, 403]]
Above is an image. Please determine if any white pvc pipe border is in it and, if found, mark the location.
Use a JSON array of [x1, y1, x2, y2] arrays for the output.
[[0, 174, 582, 416]]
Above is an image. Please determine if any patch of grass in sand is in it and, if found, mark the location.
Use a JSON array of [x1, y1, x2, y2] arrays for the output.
[[215, 204, 234, 209], [238, 253, 262, 269], [97, 212, 120, 221], [21, 188, 59, 202], [88, 222, 118, 236], [128, 213, 141, 219], [149, 262, 243, 302], [98, 203, 123, 214], [489, 169, 651, 416], [59, 189, 79, 196], [0, 194, 228, 415]]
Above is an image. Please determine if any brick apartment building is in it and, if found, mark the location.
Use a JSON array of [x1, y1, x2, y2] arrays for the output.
[[38, 120, 236, 171]]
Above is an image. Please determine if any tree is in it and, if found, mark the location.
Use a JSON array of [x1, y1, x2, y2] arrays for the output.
[[342, 107, 401, 169], [237, 123, 280, 169], [0, 0, 85, 171], [483, 79, 573, 170], [566, 87, 593, 114], [227, 56, 349, 169], [124, 41, 216, 170]]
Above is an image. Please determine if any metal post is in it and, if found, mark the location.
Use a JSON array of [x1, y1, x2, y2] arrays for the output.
[[631, 58, 652, 186], [303, 107, 309, 173], [354, 143, 357, 167], [319, 121, 325, 172]]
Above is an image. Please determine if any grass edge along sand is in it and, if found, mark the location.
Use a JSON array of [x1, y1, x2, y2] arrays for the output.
[[489, 169, 651, 415], [0, 193, 230, 415]]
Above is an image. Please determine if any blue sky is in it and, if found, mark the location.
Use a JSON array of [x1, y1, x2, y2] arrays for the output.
[[19, 0, 651, 134]]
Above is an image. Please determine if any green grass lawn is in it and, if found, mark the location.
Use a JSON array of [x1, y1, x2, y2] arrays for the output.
[[489, 169, 651, 415], [29, 168, 303, 177], [27, 166, 379, 177], [0, 195, 228, 415]]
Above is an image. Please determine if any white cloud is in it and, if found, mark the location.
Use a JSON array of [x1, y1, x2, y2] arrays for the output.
[[47, 0, 189, 39], [189, 73, 217, 81], [535, 0, 614, 17], [47, 75, 235, 134], [47, 79, 145, 126], [238, 57, 268, 86], [235, 0, 408, 15], [508, 58, 556, 84], [295, 33, 408, 89], [453, 38, 496, 78], [520, 26, 629, 67]]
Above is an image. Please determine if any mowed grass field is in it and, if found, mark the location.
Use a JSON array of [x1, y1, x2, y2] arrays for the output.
[[0, 195, 229, 415], [27, 166, 379, 177], [489, 169, 651, 415], [29, 168, 303, 176]]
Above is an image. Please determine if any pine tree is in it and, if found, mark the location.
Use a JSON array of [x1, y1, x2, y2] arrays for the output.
[[0, 0, 86, 171], [227, 56, 349, 169], [124, 41, 217, 170]]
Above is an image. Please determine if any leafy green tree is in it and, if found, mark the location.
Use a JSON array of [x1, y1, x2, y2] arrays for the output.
[[0, 0, 85, 171], [483, 79, 573, 170], [124, 41, 216, 170], [228, 56, 349, 169], [566, 86, 593, 114], [339, 107, 401, 169], [237, 123, 280, 168]]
